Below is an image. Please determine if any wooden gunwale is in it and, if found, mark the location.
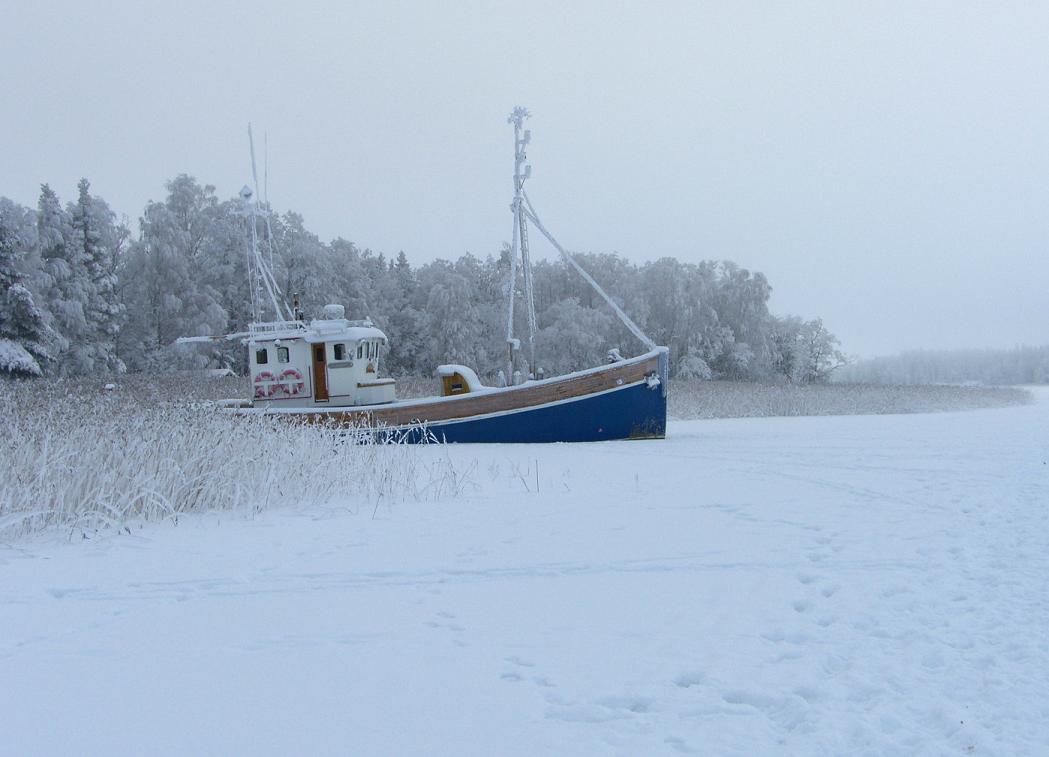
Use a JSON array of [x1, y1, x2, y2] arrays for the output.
[[296, 351, 661, 428]]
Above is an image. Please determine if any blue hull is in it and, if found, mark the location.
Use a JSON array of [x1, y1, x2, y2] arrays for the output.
[[244, 348, 671, 444], [390, 380, 666, 444]]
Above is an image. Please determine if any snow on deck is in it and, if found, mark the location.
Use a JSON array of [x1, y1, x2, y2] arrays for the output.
[[1, 390, 1047, 755]]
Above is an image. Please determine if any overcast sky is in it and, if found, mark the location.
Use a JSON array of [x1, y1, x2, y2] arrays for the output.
[[2, 1, 1046, 357]]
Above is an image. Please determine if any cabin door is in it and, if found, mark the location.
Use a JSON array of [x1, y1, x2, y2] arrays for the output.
[[312, 344, 329, 401]]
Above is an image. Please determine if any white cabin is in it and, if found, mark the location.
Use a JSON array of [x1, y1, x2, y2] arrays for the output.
[[248, 304, 396, 408]]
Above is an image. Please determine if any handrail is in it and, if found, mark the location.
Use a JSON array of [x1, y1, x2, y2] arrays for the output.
[[249, 320, 307, 334]]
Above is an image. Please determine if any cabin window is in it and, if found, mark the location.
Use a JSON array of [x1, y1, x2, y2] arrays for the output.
[[277, 346, 289, 363], [256, 348, 268, 365], [333, 343, 345, 361], [357, 342, 364, 359], [366, 341, 373, 359]]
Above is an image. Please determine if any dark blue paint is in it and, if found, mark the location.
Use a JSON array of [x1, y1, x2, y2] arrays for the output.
[[385, 380, 666, 444]]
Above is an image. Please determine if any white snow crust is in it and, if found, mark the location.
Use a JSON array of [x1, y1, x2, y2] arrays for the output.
[[2, 389, 1048, 755]]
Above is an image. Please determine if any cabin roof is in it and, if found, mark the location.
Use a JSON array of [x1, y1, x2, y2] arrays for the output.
[[248, 318, 388, 345], [304, 320, 388, 344]]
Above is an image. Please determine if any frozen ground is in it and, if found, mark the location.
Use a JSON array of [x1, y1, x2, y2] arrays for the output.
[[2, 390, 1047, 756]]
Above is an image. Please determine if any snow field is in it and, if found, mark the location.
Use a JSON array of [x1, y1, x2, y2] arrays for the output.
[[1, 390, 1047, 754]]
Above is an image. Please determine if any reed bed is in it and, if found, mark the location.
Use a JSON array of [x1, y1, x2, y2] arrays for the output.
[[0, 374, 465, 540], [669, 380, 1032, 420]]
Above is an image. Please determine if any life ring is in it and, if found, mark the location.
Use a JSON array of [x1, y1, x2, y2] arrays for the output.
[[253, 371, 277, 399], [278, 367, 306, 397]]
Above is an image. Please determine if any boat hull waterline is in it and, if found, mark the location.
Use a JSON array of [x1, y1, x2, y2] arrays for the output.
[[234, 348, 669, 443]]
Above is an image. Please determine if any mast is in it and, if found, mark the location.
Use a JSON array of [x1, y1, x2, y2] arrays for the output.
[[506, 106, 536, 380], [503, 109, 659, 361], [243, 124, 293, 324]]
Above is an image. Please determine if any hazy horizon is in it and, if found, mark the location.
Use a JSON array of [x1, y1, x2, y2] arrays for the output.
[[3, 1, 1046, 359]]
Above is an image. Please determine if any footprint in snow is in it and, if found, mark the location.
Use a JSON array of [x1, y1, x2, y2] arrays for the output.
[[543, 703, 621, 724], [673, 671, 706, 689], [761, 628, 810, 644], [664, 735, 696, 754], [594, 694, 653, 714], [425, 611, 467, 640], [504, 655, 535, 668], [500, 655, 552, 687]]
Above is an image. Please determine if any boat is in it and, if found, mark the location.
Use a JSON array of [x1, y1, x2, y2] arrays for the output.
[[179, 111, 668, 443]]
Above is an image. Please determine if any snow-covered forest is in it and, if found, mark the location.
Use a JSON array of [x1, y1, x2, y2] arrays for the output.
[[0, 176, 845, 382], [837, 345, 1049, 386]]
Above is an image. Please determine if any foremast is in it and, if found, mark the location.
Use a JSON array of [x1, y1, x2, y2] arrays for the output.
[[506, 106, 537, 382]]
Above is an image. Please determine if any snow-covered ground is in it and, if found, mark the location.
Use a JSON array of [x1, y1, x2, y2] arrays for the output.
[[2, 390, 1047, 756]]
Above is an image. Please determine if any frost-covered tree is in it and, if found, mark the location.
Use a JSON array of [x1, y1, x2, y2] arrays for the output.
[[36, 184, 93, 373], [117, 176, 227, 371], [326, 237, 370, 320], [795, 318, 845, 383], [766, 316, 846, 384], [372, 250, 426, 375], [706, 261, 773, 378], [676, 354, 713, 380], [70, 179, 126, 373], [769, 315, 803, 382], [0, 200, 52, 376], [423, 268, 481, 367], [535, 298, 616, 374]]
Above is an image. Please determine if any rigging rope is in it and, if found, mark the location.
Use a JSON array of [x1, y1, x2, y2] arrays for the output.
[[521, 193, 657, 352]]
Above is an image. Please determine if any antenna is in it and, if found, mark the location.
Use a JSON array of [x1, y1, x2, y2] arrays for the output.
[[262, 130, 276, 272], [248, 123, 260, 201], [242, 124, 294, 323]]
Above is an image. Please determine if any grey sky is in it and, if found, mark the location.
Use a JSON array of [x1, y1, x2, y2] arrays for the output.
[[2, 1, 1046, 357]]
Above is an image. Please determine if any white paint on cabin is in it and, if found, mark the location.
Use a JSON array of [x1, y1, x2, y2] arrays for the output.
[[247, 310, 396, 408]]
